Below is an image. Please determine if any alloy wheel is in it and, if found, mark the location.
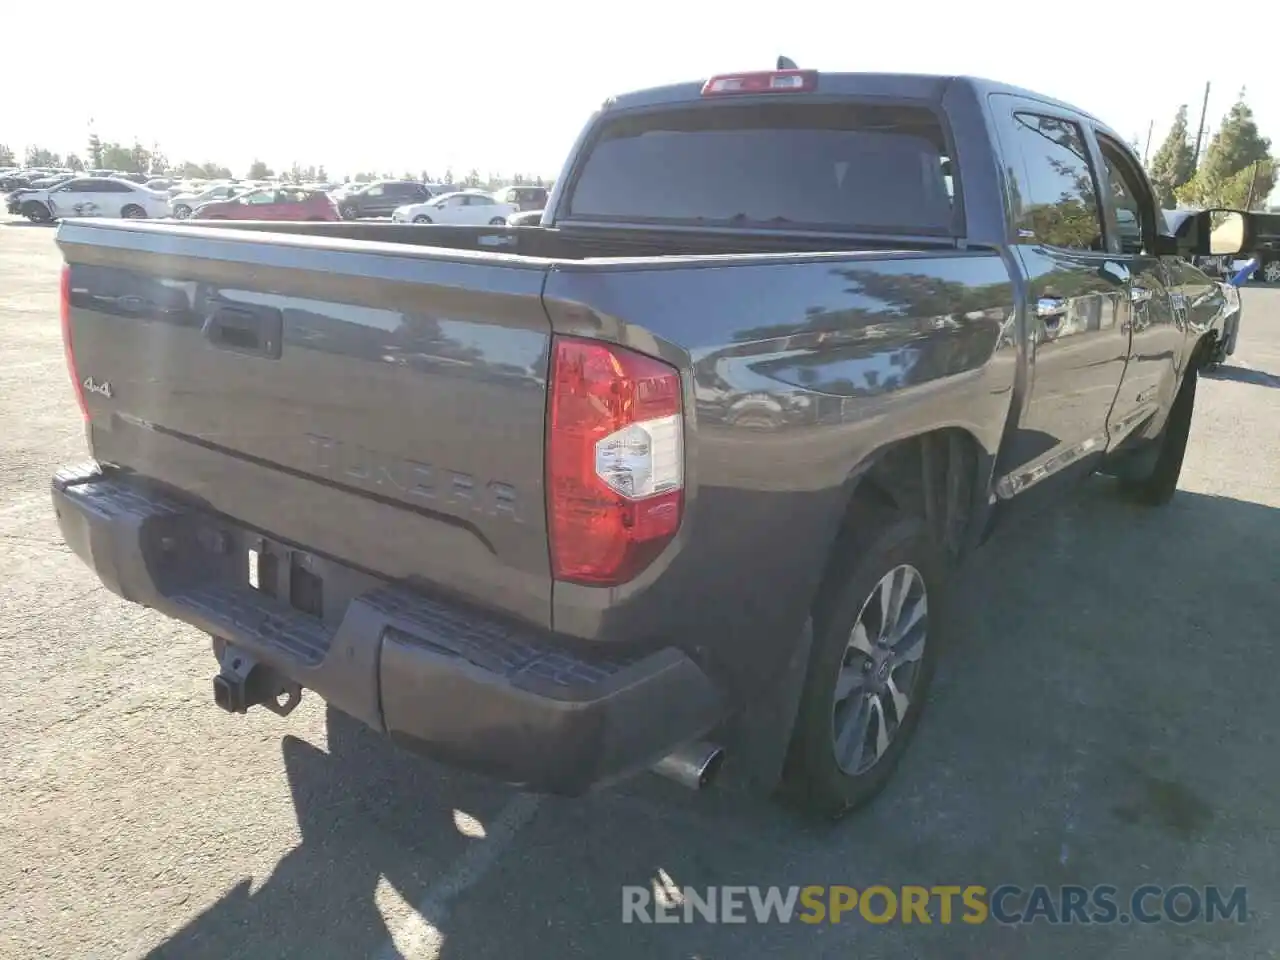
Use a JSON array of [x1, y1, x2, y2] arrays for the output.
[[830, 564, 928, 776]]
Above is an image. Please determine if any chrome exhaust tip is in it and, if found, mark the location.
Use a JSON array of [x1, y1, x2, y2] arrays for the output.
[[652, 741, 725, 791]]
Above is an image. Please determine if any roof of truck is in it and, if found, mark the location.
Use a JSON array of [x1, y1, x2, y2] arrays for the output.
[[605, 72, 1104, 127]]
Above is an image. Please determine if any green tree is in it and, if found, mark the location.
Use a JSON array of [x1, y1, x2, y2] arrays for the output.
[[86, 133, 103, 169], [25, 146, 62, 167], [65, 154, 85, 171], [247, 159, 273, 179], [316, 165, 327, 181], [463, 167, 481, 187], [1147, 105, 1195, 209], [1176, 159, 1275, 210], [0, 143, 15, 165], [1189, 92, 1276, 208], [442, 166, 454, 186], [98, 141, 150, 173]]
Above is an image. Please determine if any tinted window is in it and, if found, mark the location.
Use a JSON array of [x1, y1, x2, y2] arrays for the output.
[[103, 180, 135, 193], [568, 102, 956, 234], [365, 184, 385, 196], [1006, 113, 1103, 250], [465, 195, 493, 206]]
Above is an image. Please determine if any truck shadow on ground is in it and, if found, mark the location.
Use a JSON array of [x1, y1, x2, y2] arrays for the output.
[[144, 482, 1280, 960], [1202, 363, 1280, 389]]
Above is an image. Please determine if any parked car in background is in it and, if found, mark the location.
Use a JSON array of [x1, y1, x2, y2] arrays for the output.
[[191, 186, 339, 221], [6, 177, 169, 221], [171, 182, 247, 219], [494, 185, 548, 212], [391, 190, 515, 224], [337, 180, 432, 220]]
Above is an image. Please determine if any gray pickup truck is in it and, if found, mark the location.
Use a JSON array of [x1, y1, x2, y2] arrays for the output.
[[51, 68, 1250, 818]]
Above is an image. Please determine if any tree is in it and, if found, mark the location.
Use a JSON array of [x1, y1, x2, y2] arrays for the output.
[[98, 141, 150, 173], [65, 154, 85, 171], [25, 146, 62, 167], [177, 161, 232, 179], [442, 167, 454, 186], [86, 133, 103, 169], [1188, 92, 1276, 208], [247, 159, 273, 179], [1176, 159, 1275, 210], [463, 168, 481, 187], [0, 143, 14, 165], [317, 165, 327, 181], [1147, 105, 1195, 209]]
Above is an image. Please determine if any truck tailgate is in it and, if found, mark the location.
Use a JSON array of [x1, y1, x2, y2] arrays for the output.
[[58, 221, 554, 627]]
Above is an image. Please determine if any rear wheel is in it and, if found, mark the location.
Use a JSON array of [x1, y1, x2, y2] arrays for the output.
[[783, 510, 946, 818], [121, 205, 147, 219], [413, 215, 432, 224], [173, 204, 192, 219], [489, 217, 506, 225], [1118, 369, 1196, 506], [1263, 259, 1280, 285], [340, 205, 358, 221]]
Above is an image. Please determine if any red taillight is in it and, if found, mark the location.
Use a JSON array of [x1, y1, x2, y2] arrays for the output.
[[548, 337, 684, 586], [60, 265, 88, 421], [701, 70, 818, 96]]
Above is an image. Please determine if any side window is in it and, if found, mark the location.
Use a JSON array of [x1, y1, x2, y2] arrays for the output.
[[366, 184, 384, 197], [1007, 112, 1104, 251], [1097, 138, 1150, 255], [102, 181, 133, 193]]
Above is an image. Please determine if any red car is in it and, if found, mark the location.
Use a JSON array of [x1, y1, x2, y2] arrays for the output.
[[193, 186, 340, 221]]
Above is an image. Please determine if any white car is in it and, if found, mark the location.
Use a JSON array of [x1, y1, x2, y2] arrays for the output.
[[170, 182, 246, 219], [38, 177, 171, 220], [391, 191, 515, 225]]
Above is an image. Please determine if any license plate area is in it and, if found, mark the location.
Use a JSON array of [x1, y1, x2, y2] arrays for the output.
[[246, 539, 323, 620]]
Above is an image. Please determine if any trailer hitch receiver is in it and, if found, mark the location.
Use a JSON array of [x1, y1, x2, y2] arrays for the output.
[[213, 645, 302, 716]]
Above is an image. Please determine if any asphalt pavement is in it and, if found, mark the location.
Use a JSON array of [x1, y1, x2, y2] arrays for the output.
[[2, 216, 1278, 959]]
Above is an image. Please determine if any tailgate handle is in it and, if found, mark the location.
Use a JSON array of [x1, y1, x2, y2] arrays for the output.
[[203, 306, 283, 359]]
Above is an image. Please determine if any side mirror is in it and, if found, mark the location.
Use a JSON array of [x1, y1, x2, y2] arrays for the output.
[[1160, 207, 1257, 258]]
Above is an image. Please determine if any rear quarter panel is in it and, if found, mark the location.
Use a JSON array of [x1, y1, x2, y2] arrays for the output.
[[543, 250, 1018, 698]]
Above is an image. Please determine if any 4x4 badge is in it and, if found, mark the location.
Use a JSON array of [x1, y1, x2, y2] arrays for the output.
[[83, 377, 113, 399]]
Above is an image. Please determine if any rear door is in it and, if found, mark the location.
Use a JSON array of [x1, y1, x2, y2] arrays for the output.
[[989, 97, 1131, 495]]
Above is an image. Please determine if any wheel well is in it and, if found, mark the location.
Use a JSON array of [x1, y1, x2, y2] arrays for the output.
[[841, 429, 983, 563]]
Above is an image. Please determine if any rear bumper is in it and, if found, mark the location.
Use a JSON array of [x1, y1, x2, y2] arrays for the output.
[[52, 462, 724, 794]]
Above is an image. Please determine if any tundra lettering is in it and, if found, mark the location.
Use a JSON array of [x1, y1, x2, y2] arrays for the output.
[[306, 433, 523, 521]]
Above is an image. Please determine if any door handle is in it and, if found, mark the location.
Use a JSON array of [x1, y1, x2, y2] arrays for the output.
[[1036, 297, 1068, 322], [202, 305, 283, 359]]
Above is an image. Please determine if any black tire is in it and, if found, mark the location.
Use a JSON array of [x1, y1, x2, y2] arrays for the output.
[[1118, 369, 1196, 506], [22, 201, 50, 222], [121, 205, 147, 219], [1261, 259, 1280, 286], [413, 215, 432, 224], [489, 217, 506, 225], [173, 204, 192, 220], [340, 205, 358, 221], [782, 509, 947, 818]]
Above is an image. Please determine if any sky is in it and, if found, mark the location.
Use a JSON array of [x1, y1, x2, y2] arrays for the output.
[[7, 1, 1278, 201]]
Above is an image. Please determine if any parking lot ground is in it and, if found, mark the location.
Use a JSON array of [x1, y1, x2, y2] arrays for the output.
[[2, 215, 1279, 959]]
